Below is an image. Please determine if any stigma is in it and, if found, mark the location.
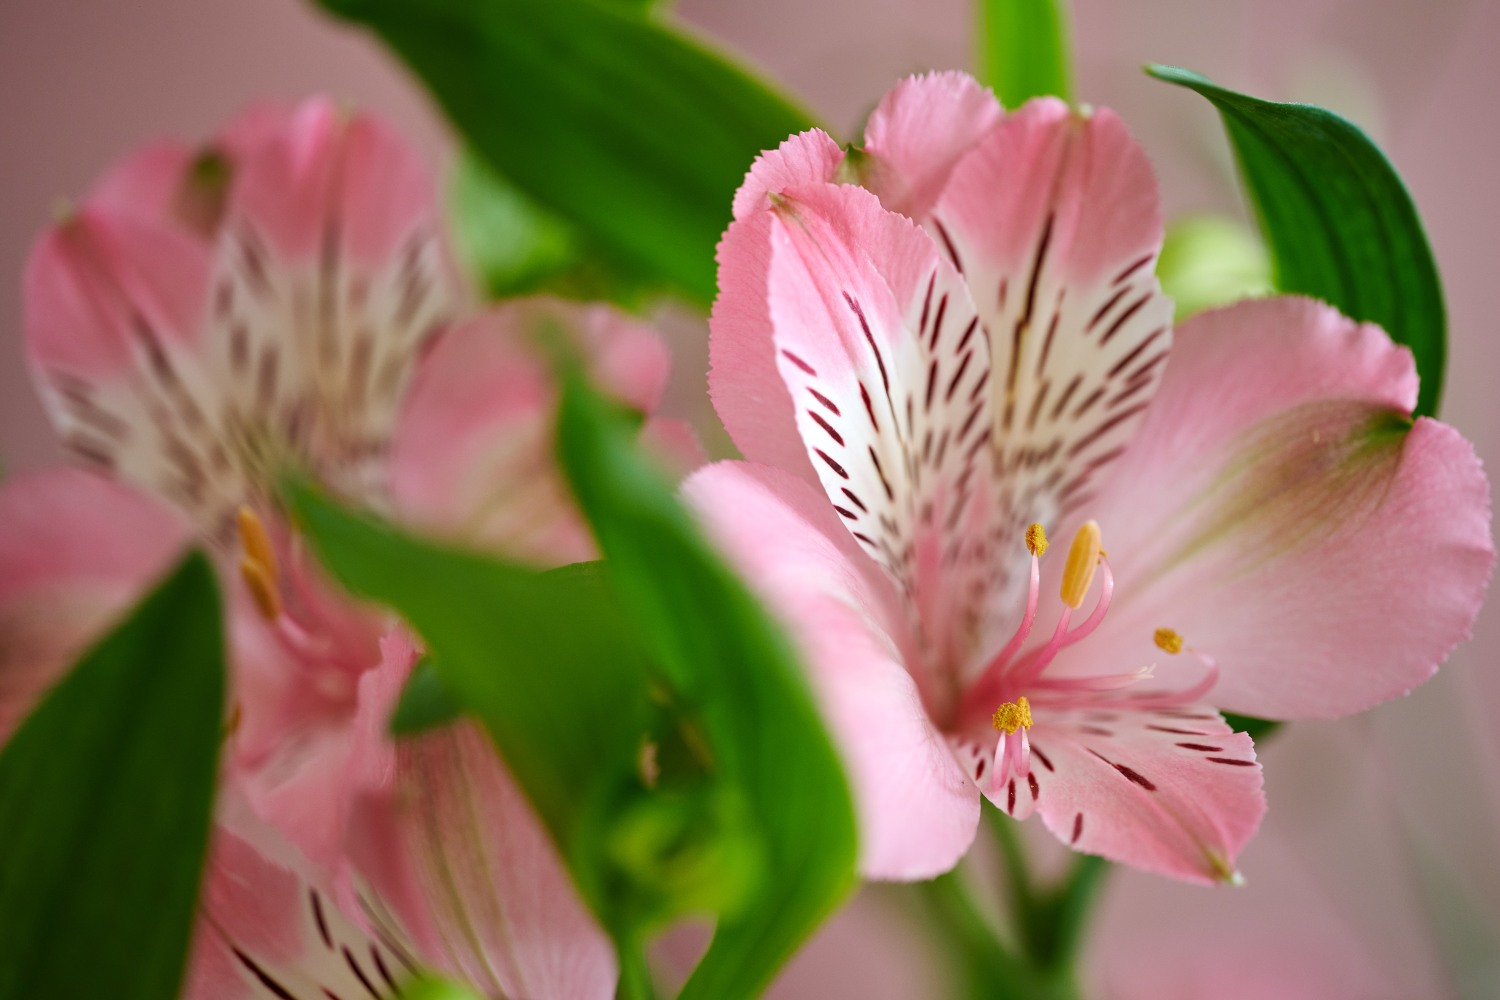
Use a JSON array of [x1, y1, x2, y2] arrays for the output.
[[992, 696, 1033, 734]]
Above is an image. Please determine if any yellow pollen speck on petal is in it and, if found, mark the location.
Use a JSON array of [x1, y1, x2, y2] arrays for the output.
[[1154, 628, 1184, 655], [1025, 522, 1049, 557], [1059, 520, 1102, 609], [992, 696, 1034, 734], [240, 557, 282, 621], [237, 506, 278, 582]]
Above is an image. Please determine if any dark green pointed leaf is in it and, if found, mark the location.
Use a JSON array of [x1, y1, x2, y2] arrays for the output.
[[976, 0, 1072, 106], [388, 657, 462, 735], [1222, 712, 1281, 743], [1148, 65, 1446, 416], [314, 0, 816, 306], [0, 552, 224, 1000], [556, 376, 857, 1000]]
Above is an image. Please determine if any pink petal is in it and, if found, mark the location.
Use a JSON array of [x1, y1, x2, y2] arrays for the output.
[[640, 417, 707, 482], [1024, 704, 1264, 885], [730, 128, 846, 222], [344, 723, 618, 999], [87, 140, 198, 227], [185, 808, 418, 1000], [861, 71, 1004, 220], [190, 99, 462, 515], [231, 622, 409, 872], [711, 130, 846, 482], [25, 206, 212, 379], [390, 300, 670, 564], [708, 208, 817, 480], [928, 98, 1173, 529], [1073, 297, 1493, 719], [757, 180, 1003, 685], [684, 462, 980, 880], [0, 468, 189, 741]]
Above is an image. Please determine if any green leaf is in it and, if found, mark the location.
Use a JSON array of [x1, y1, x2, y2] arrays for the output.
[[976, 0, 1072, 106], [0, 552, 224, 1000], [401, 976, 487, 1000], [448, 150, 657, 306], [556, 376, 858, 1000], [290, 487, 653, 876], [1222, 712, 1281, 743], [1157, 214, 1272, 321], [315, 0, 817, 306], [1148, 65, 1446, 416], [388, 656, 462, 735]]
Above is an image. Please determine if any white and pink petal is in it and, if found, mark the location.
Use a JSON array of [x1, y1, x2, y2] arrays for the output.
[[929, 98, 1172, 534], [1025, 705, 1264, 885], [760, 181, 1003, 673], [186, 812, 419, 1000], [344, 723, 618, 1000], [684, 461, 980, 879], [1075, 297, 1493, 720], [710, 130, 848, 483]]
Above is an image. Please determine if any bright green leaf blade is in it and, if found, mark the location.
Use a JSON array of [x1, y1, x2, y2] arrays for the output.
[[315, 0, 816, 306], [976, 0, 1072, 105], [0, 552, 224, 1000], [1157, 214, 1273, 321], [1148, 65, 1446, 416], [402, 976, 487, 1000], [556, 377, 858, 1000]]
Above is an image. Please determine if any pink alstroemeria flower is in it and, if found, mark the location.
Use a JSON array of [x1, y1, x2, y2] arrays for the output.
[[686, 72, 1492, 884], [0, 469, 414, 1000], [17, 99, 682, 998]]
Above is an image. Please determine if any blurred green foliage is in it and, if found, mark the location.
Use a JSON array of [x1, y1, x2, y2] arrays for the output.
[[292, 370, 856, 999], [0, 554, 224, 1000], [315, 0, 817, 307], [976, 0, 1072, 106], [556, 376, 858, 1000]]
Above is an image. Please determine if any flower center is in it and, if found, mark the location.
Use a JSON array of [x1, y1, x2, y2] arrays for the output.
[[958, 522, 1221, 797]]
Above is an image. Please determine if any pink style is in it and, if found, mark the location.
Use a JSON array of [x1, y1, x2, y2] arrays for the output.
[[9, 98, 685, 998], [688, 72, 1492, 885]]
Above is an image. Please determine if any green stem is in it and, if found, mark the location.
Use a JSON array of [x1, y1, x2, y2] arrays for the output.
[[614, 934, 659, 1000], [918, 813, 1113, 1000]]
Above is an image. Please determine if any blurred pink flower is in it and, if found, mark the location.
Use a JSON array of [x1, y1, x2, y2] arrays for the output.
[[687, 72, 1492, 884], [11, 98, 686, 998]]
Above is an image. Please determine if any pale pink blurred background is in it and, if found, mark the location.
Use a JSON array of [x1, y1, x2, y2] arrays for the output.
[[3, 1, 1497, 996]]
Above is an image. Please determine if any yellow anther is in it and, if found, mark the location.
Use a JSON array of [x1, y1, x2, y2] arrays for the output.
[[1059, 520, 1102, 609], [1154, 628, 1184, 655], [991, 696, 1034, 735], [240, 557, 282, 621], [236, 506, 278, 583], [1025, 522, 1049, 557]]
